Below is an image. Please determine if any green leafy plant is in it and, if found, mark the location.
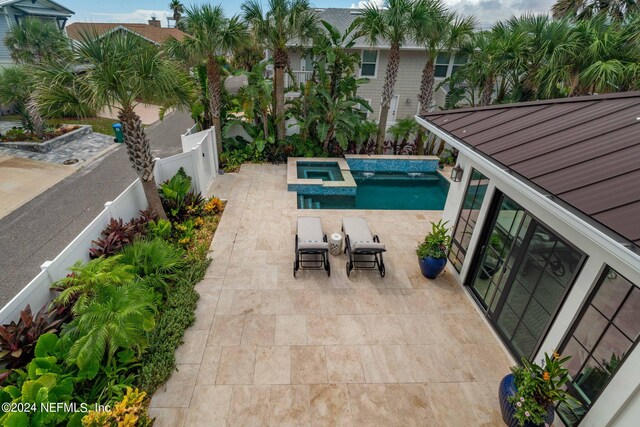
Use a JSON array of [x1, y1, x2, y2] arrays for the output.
[[416, 219, 452, 259], [0, 334, 84, 427], [508, 352, 579, 426], [51, 256, 134, 315], [137, 259, 207, 393], [117, 238, 185, 297], [60, 283, 156, 379], [147, 219, 173, 240], [0, 305, 67, 370], [82, 386, 152, 427]]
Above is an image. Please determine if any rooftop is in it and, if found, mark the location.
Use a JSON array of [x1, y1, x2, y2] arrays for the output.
[[419, 91, 640, 250], [65, 22, 187, 45]]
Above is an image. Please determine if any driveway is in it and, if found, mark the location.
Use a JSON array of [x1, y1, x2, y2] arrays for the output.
[[0, 111, 194, 307]]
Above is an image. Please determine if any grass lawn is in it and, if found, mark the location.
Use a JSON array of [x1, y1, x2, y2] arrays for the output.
[[0, 114, 118, 136]]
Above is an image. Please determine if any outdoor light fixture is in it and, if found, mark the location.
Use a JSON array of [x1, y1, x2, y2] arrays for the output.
[[451, 164, 464, 182]]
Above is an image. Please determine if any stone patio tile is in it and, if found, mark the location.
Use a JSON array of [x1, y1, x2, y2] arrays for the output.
[[275, 315, 307, 345], [207, 315, 244, 347], [291, 290, 323, 314], [310, 384, 354, 427], [358, 345, 401, 384], [196, 346, 222, 385], [229, 290, 263, 315], [423, 383, 480, 426], [262, 290, 292, 315], [228, 385, 271, 425], [461, 381, 504, 426], [291, 345, 328, 384], [191, 296, 218, 330], [325, 346, 365, 383], [385, 384, 433, 426], [251, 266, 279, 289], [150, 364, 199, 408], [362, 315, 406, 345], [241, 314, 276, 346], [396, 314, 437, 344], [147, 407, 187, 427], [175, 329, 208, 364], [193, 278, 223, 297], [307, 315, 341, 345], [347, 384, 395, 427], [216, 346, 257, 385], [269, 385, 311, 427], [254, 346, 290, 385], [184, 385, 232, 427]]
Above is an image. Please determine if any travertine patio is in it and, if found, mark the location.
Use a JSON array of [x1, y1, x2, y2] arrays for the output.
[[149, 164, 514, 426]]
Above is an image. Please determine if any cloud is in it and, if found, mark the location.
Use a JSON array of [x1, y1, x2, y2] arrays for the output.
[[68, 9, 169, 24], [442, 0, 554, 27], [350, 0, 385, 8]]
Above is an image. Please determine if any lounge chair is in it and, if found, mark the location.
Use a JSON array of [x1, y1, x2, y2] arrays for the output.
[[342, 217, 386, 278], [294, 216, 330, 277]]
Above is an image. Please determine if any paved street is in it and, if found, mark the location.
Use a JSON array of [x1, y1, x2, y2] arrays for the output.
[[0, 111, 194, 306]]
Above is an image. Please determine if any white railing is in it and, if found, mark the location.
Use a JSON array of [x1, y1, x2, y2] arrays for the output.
[[0, 127, 219, 325], [284, 71, 313, 89]]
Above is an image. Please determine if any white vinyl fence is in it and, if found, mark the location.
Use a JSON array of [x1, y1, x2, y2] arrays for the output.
[[0, 127, 218, 324]]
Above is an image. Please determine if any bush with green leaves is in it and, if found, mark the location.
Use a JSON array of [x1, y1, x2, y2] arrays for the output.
[[0, 334, 84, 427], [159, 168, 206, 222], [147, 219, 173, 240], [117, 238, 185, 297]]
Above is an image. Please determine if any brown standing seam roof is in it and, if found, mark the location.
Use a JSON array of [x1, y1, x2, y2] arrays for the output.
[[65, 23, 187, 45], [420, 91, 640, 249]]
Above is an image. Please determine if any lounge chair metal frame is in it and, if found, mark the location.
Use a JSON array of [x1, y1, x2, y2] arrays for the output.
[[344, 235, 385, 278], [293, 234, 331, 277]]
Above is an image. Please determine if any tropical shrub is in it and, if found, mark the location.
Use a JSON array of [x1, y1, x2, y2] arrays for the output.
[[82, 387, 152, 427], [117, 238, 185, 297], [204, 197, 224, 215], [51, 256, 134, 315], [60, 283, 156, 379], [159, 168, 205, 222], [147, 219, 172, 240], [0, 334, 84, 427], [89, 210, 156, 259], [0, 305, 67, 370]]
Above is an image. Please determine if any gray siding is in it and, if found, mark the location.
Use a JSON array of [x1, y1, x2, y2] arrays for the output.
[[0, 14, 12, 65]]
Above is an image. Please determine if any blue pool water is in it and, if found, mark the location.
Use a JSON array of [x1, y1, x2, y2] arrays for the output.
[[297, 162, 344, 181], [298, 171, 449, 210]]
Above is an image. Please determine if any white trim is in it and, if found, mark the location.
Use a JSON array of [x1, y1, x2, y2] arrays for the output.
[[415, 115, 640, 269], [359, 48, 378, 79]]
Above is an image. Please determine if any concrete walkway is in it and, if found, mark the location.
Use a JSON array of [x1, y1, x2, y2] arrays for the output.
[[0, 111, 194, 307], [149, 164, 515, 426]]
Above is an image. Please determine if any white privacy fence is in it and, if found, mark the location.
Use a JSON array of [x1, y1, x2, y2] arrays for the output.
[[0, 127, 218, 325]]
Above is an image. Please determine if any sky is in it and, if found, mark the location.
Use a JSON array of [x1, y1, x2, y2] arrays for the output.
[[63, 0, 555, 28]]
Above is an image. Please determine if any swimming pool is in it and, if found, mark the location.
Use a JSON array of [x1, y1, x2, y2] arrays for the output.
[[289, 156, 450, 210], [297, 171, 449, 210], [296, 161, 344, 181]]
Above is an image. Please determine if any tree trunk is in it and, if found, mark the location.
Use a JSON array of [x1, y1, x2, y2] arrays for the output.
[[206, 54, 223, 162], [118, 106, 167, 220], [26, 96, 45, 139], [479, 75, 495, 107], [418, 59, 435, 116], [416, 129, 424, 156], [273, 48, 288, 143], [376, 43, 401, 153]]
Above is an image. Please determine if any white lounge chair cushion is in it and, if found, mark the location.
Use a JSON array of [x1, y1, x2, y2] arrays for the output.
[[297, 217, 328, 251], [342, 217, 386, 252]]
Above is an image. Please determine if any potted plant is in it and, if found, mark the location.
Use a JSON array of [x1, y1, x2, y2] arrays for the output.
[[499, 352, 579, 427], [416, 219, 451, 279]]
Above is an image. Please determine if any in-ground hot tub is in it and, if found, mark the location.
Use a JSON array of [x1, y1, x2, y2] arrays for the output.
[[296, 161, 344, 181]]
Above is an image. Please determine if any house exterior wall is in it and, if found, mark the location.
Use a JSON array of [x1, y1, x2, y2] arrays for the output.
[[0, 10, 15, 65], [441, 150, 640, 427], [287, 47, 450, 124]]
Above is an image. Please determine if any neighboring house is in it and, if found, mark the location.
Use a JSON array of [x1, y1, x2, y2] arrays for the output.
[[0, 0, 74, 66], [283, 8, 465, 124], [65, 18, 187, 47], [417, 91, 640, 427]]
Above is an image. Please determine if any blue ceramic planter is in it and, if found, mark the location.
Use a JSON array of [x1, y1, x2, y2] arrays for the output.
[[499, 374, 555, 427], [418, 256, 447, 279]]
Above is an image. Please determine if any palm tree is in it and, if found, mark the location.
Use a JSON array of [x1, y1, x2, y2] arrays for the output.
[[169, 0, 184, 23], [552, 0, 639, 21], [242, 0, 317, 143], [355, 0, 428, 154], [176, 5, 248, 159], [415, 0, 475, 117], [37, 32, 194, 219], [4, 17, 71, 65]]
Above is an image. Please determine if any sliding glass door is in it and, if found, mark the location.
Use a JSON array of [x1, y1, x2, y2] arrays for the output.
[[467, 193, 585, 359]]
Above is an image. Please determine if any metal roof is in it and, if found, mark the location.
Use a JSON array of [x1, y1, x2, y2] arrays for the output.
[[420, 91, 640, 249]]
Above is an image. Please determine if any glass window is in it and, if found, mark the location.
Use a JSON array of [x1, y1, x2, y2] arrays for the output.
[[557, 267, 640, 426], [435, 52, 451, 78], [448, 169, 489, 272], [361, 50, 377, 77]]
